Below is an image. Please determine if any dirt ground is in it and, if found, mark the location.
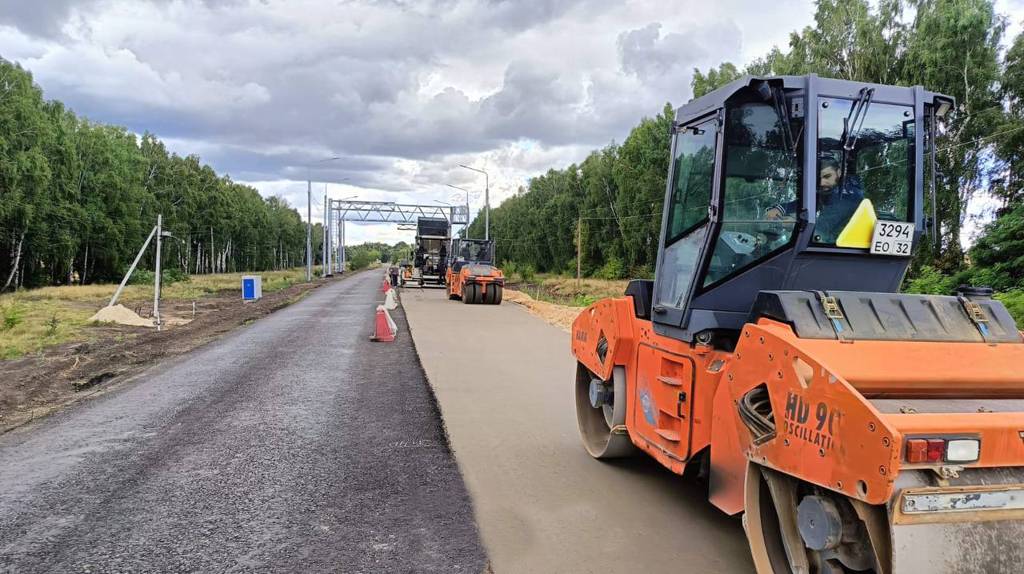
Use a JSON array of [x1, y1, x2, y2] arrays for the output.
[[0, 277, 333, 433], [503, 275, 629, 331], [503, 288, 580, 332]]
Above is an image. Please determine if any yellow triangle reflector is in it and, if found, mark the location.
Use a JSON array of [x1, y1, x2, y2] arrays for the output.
[[835, 198, 877, 248]]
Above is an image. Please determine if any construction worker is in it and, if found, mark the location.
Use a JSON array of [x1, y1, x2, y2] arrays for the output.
[[438, 243, 448, 279], [766, 156, 865, 243], [389, 264, 399, 287]]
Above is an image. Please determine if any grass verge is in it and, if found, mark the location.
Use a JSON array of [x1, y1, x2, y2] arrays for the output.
[[0, 269, 309, 359], [506, 273, 629, 308]]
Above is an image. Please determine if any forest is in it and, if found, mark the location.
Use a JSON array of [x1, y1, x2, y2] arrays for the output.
[[345, 241, 412, 270], [466, 0, 1024, 309], [0, 58, 320, 291]]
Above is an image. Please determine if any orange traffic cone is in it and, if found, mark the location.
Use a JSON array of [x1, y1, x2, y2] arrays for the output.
[[382, 277, 391, 293], [370, 305, 396, 342]]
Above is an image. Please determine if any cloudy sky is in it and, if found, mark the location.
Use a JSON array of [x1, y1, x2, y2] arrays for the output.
[[1, 0, 1021, 245]]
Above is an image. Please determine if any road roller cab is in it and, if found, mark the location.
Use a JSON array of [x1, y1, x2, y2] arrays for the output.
[[446, 238, 504, 305], [570, 74, 1024, 573]]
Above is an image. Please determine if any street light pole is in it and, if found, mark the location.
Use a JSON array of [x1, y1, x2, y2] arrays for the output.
[[306, 177, 312, 281], [459, 164, 489, 240], [323, 184, 330, 276]]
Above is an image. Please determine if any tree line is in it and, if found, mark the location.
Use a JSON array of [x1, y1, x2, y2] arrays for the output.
[[0, 58, 321, 291], [468, 0, 1024, 298], [345, 241, 411, 270]]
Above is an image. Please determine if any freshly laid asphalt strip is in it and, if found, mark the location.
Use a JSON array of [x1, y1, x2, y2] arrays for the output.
[[403, 287, 754, 573], [0, 270, 487, 573]]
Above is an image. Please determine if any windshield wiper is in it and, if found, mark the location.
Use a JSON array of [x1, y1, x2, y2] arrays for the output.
[[841, 87, 874, 151], [771, 86, 796, 153]]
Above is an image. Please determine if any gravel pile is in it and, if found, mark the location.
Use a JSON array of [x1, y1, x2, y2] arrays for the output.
[[88, 304, 153, 327]]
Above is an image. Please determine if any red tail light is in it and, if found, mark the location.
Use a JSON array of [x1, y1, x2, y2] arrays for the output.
[[906, 439, 928, 463], [905, 438, 946, 463], [905, 437, 979, 464]]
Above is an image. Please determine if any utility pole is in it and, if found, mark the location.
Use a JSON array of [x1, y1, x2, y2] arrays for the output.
[[576, 215, 582, 291], [154, 213, 163, 331]]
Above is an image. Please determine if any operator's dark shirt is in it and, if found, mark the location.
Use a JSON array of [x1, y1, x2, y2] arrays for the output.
[[780, 177, 865, 244]]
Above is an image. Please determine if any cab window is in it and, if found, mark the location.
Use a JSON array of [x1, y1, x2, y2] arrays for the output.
[[815, 97, 914, 245], [664, 124, 716, 242], [704, 99, 803, 287], [656, 120, 716, 309]]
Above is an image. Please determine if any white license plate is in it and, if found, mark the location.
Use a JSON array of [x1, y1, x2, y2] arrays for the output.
[[870, 221, 914, 256]]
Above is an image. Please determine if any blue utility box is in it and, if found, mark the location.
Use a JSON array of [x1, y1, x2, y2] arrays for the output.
[[242, 275, 263, 301]]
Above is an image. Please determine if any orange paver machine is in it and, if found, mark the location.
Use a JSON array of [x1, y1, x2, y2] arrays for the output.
[[446, 238, 504, 305], [571, 75, 1024, 573]]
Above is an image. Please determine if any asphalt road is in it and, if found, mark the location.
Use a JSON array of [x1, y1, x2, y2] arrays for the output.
[[0, 271, 487, 573], [403, 287, 754, 574]]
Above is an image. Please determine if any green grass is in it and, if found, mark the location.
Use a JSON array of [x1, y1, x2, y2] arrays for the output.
[[996, 290, 1024, 327], [0, 268, 309, 359], [0, 295, 97, 359], [506, 273, 628, 307]]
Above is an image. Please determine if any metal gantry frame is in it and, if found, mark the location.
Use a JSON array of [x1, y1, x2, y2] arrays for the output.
[[323, 200, 470, 273]]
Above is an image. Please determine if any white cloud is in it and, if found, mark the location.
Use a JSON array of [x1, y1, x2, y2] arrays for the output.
[[0, 0, 831, 244]]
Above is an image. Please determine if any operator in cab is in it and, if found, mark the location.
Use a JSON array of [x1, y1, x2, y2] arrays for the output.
[[766, 156, 864, 243]]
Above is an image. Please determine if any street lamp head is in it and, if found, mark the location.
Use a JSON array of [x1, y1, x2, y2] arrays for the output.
[[459, 163, 488, 176]]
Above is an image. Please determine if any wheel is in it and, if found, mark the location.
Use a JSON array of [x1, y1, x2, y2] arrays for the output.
[[744, 463, 885, 574], [484, 284, 498, 304], [575, 364, 635, 459], [493, 284, 503, 305], [463, 284, 476, 304], [471, 284, 484, 304]]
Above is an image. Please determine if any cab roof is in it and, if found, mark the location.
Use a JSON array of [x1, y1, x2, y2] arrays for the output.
[[675, 74, 954, 126]]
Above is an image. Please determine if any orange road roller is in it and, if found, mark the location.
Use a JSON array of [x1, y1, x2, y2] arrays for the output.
[[571, 75, 1024, 573], [446, 238, 504, 305]]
